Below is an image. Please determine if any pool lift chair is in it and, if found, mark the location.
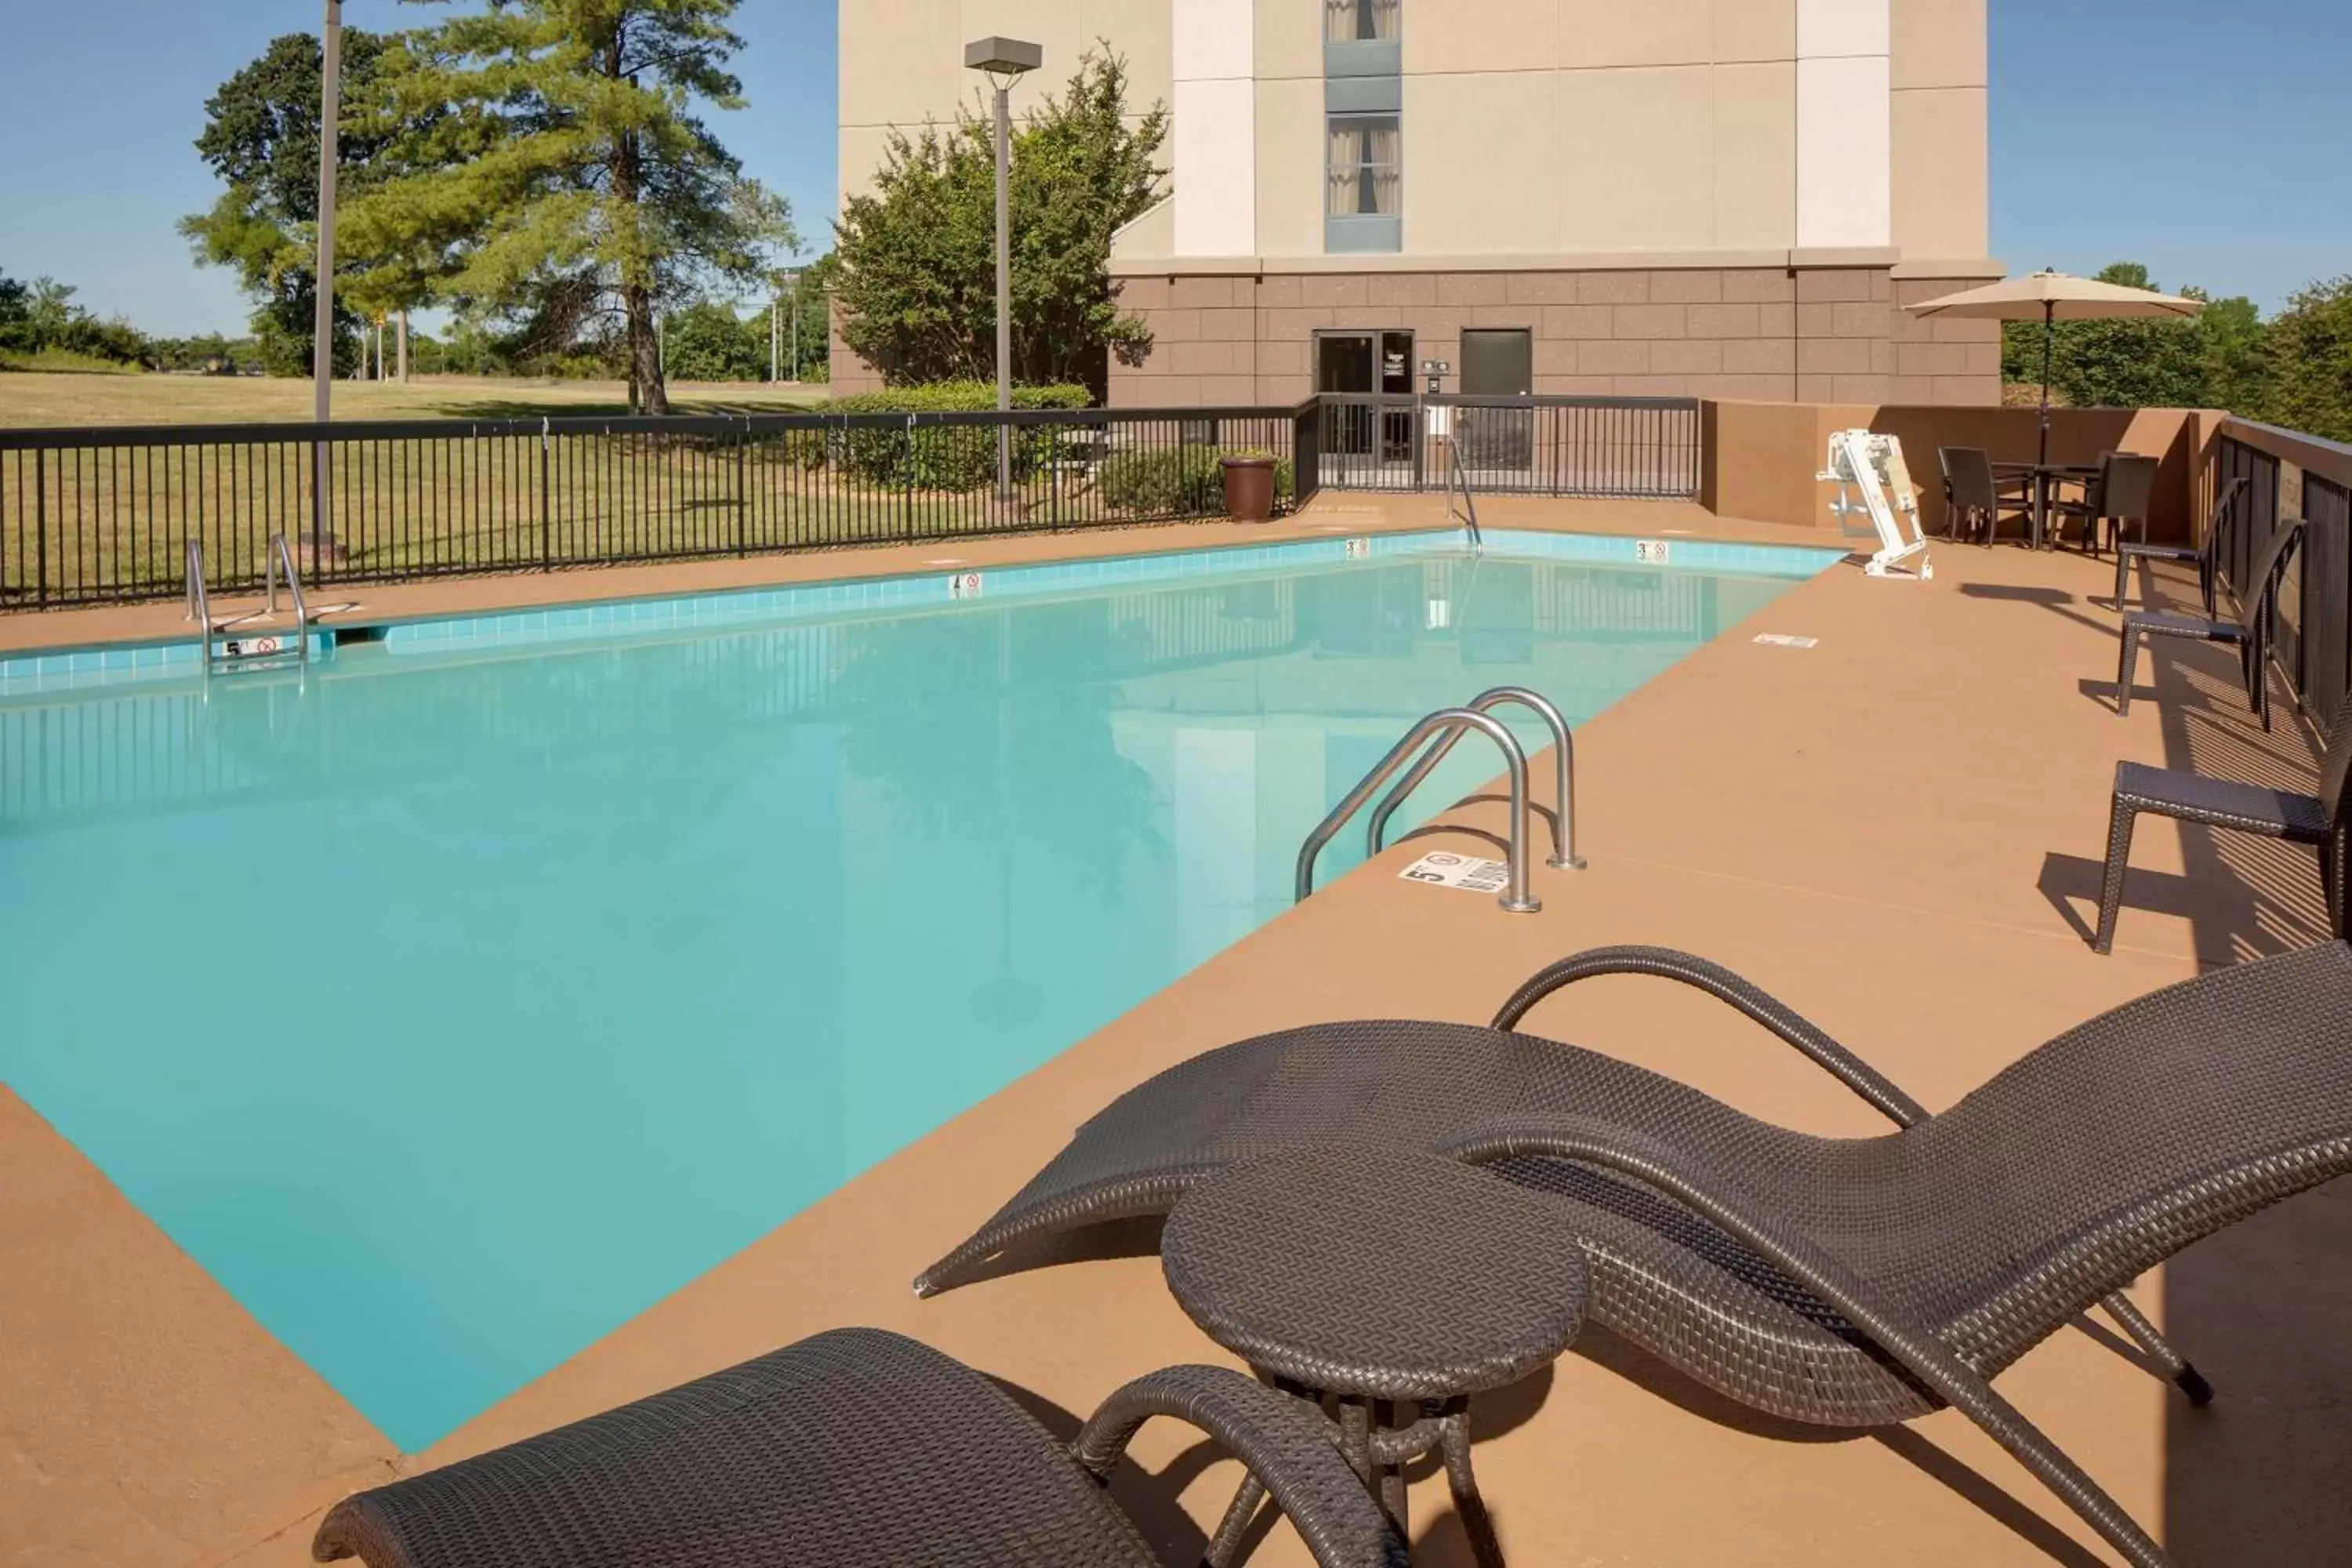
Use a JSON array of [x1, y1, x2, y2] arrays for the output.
[[1821, 430, 1933, 581]]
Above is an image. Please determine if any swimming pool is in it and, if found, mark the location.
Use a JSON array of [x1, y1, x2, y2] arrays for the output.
[[0, 529, 1835, 1449]]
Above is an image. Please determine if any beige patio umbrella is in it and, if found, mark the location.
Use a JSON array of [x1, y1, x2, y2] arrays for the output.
[[1907, 269, 2205, 466]]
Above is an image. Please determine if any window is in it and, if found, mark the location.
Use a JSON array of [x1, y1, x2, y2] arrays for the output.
[[1327, 114, 1400, 220], [1326, 0, 1401, 44]]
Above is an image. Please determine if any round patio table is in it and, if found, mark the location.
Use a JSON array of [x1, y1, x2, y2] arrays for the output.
[[1160, 1147, 1590, 1568]]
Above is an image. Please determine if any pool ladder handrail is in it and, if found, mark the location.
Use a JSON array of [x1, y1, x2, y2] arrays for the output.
[[1446, 430, 1483, 550], [1296, 707, 1542, 914], [184, 535, 311, 679], [1368, 687, 1584, 872]]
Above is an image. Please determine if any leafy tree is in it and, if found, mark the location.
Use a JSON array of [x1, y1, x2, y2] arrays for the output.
[[0, 271, 149, 366], [2001, 262, 2274, 417], [181, 31, 416, 376], [354, 0, 795, 415], [2267, 278, 2352, 443], [833, 49, 1167, 396], [662, 299, 764, 381]]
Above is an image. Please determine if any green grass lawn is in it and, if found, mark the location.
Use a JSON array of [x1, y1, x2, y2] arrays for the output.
[[0, 369, 832, 430]]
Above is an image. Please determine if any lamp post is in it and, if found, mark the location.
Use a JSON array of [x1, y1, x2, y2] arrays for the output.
[[965, 37, 1041, 506], [311, 0, 343, 561], [780, 266, 803, 384]]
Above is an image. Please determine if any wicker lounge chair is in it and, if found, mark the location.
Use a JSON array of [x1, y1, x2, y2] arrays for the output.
[[2113, 476, 2246, 613], [312, 1327, 1407, 1568], [2093, 699, 2350, 954], [920, 944, 2352, 1568], [2116, 515, 2303, 728]]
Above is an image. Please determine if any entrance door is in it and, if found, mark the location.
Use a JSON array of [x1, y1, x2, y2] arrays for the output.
[[1317, 332, 1377, 459], [1457, 328, 1534, 471]]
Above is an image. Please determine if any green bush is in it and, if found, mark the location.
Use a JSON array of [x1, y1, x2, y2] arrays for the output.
[[1098, 445, 1294, 517], [827, 380, 1092, 490]]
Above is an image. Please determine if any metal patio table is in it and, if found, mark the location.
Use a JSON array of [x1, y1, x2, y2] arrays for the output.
[[1160, 1147, 1590, 1568], [1994, 460, 2101, 549]]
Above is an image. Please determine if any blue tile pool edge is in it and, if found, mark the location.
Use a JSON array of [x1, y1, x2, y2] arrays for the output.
[[1, 528, 1844, 698]]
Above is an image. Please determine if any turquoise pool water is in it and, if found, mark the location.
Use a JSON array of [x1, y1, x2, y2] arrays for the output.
[[0, 532, 1830, 1449]]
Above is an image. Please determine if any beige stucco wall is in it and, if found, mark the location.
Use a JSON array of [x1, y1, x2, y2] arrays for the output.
[[838, 0, 1174, 205], [839, 1, 1992, 271]]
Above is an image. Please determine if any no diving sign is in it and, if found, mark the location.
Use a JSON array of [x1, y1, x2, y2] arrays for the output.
[[1399, 852, 1512, 896]]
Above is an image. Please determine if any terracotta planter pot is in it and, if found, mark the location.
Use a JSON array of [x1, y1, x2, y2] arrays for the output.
[[1221, 456, 1278, 523]]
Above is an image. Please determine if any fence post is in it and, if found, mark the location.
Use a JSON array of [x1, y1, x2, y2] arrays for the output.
[[539, 418, 552, 572], [34, 449, 47, 608], [735, 419, 749, 557]]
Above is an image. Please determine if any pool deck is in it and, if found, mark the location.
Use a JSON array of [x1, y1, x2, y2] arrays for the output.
[[4, 497, 2347, 1568]]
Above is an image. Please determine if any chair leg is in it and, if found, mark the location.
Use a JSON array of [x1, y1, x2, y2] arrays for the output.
[[1204, 1474, 1267, 1568], [2094, 797, 2140, 955], [2096, 1290, 2215, 1406], [2113, 547, 2129, 608], [2115, 626, 2144, 717], [1438, 1406, 1506, 1568]]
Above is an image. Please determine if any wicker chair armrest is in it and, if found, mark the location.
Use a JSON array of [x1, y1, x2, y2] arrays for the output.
[[1491, 946, 1928, 1127], [1074, 1366, 1410, 1568], [1436, 1116, 2170, 1568]]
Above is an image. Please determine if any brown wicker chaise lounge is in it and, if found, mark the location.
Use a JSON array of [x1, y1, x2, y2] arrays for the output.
[[920, 943, 2352, 1568], [311, 1327, 1407, 1568], [2115, 514, 2303, 728]]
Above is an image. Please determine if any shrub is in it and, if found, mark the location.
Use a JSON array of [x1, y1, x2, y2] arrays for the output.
[[827, 380, 1092, 490], [1098, 444, 1295, 517]]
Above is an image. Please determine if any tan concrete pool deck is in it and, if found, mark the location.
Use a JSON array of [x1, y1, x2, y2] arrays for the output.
[[4, 501, 2346, 1568]]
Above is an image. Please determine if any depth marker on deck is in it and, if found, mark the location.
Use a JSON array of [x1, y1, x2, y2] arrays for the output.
[[1754, 633, 1820, 649]]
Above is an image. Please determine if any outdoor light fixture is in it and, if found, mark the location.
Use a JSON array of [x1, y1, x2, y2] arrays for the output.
[[965, 37, 1041, 504]]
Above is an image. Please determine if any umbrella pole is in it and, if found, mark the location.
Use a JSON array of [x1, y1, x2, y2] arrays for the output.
[[2038, 300, 2054, 470], [2036, 300, 2055, 547]]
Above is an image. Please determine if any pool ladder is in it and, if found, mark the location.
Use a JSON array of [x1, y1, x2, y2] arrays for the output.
[[186, 534, 311, 679], [1295, 687, 1582, 915]]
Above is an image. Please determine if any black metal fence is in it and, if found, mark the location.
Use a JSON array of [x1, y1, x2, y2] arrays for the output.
[[2216, 422, 2352, 724], [0, 391, 1700, 612], [1316, 393, 1703, 501], [0, 404, 1320, 609]]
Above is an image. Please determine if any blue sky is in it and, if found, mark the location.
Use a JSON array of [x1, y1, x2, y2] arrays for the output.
[[2, 1, 2346, 336]]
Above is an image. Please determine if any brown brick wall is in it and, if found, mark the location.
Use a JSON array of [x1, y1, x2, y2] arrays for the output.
[[1095, 267, 2000, 409], [825, 267, 2005, 410]]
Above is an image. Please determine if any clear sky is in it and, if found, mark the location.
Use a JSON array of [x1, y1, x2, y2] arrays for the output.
[[1, 1, 2346, 336]]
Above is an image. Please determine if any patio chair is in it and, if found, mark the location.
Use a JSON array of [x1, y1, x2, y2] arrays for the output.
[[2113, 476, 2248, 613], [1936, 445, 2032, 546], [2049, 451, 2159, 555], [2092, 698, 2350, 953], [2115, 515, 2303, 728], [311, 1328, 1406, 1568], [918, 944, 2352, 1568]]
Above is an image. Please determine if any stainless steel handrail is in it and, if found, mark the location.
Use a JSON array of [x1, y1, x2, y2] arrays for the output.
[[1446, 433, 1483, 548], [185, 538, 212, 682], [266, 532, 311, 666], [1368, 686, 1584, 870], [1295, 707, 1540, 913]]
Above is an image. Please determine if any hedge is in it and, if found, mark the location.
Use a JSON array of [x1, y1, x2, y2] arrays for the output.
[[1098, 445, 1296, 517], [824, 381, 1092, 491]]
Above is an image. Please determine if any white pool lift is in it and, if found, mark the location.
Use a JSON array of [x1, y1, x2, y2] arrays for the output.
[[1820, 429, 1933, 581]]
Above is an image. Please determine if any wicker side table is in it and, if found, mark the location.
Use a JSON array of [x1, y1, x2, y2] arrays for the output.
[[1160, 1147, 1589, 1568]]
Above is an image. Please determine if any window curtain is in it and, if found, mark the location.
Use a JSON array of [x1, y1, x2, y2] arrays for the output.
[[1327, 119, 1401, 216], [1326, 0, 1400, 44]]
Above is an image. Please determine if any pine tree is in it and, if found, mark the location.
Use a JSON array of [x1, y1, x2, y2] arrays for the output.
[[357, 0, 793, 414]]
